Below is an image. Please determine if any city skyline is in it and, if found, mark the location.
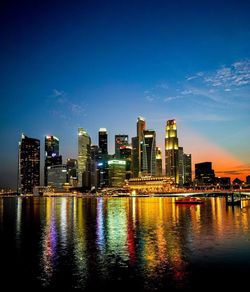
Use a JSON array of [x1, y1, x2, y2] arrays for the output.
[[1, 0, 250, 187]]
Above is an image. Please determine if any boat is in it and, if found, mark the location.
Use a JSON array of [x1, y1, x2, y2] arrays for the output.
[[175, 197, 204, 204]]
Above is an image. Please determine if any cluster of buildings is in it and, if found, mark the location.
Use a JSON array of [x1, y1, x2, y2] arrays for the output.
[[17, 117, 248, 195]]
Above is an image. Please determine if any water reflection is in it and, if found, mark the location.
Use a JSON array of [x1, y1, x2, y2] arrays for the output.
[[1, 196, 250, 290]]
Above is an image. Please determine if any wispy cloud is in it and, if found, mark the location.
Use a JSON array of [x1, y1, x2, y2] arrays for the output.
[[48, 89, 86, 118], [203, 60, 250, 89], [163, 96, 181, 102]]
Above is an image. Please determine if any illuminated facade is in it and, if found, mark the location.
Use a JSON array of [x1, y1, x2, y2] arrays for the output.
[[115, 134, 128, 158], [125, 176, 175, 193], [18, 134, 40, 194], [183, 153, 192, 185], [137, 116, 146, 177], [47, 164, 68, 191], [66, 158, 78, 187], [44, 135, 62, 186], [90, 145, 99, 189], [142, 129, 156, 176], [178, 147, 184, 186], [156, 147, 162, 176], [131, 136, 139, 177], [78, 128, 91, 188], [98, 128, 109, 188], [99, 128, 108, 155], [120, 145, 132, 180], [165, 119, 179, 184], [108, 159, 126, 187], [132, 116, 146, 178]]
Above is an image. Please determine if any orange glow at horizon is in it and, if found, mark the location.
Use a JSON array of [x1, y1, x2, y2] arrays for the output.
[[182, 129, 250, 181]]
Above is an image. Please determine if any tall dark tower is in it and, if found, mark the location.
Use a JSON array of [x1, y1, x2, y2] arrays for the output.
[[98, 128, 109, 188], [142, 129, 156, 176], [99, 128, 108, 155], [18, 134, 40, 194], [44, 135, 62, 186], [137, 116, 146, 176], [115, 134, 128, 158], [165, 119, 179, 184]]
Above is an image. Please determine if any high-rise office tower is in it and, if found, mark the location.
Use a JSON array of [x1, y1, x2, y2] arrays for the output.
[[165, 119, 179, 184], [47, 164, 68, 191], [156, 147, 162, 176], [115, 134, 128, 158], [108, 159, 126, 187], [142, 129, 156, 176], [98, 128, 109, 188], [183, 154, 192, 185], [120, 145, 132, 180], [137, 116, 146, 176], [78, 128, 91, 188], [178, 147, 184, 186], [131, 136, 139, 178], [195, 162, 215, 185], [18, 134, 40, 194], [90, 145, 99, 190], [44, 135, 62, 186], [99, 128, 108, 155], [66, 158, 78, 187], [131, 116, 146, 178]]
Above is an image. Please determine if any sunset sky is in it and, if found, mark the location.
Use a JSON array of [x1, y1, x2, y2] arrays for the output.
[[1, 0, 250, 187]]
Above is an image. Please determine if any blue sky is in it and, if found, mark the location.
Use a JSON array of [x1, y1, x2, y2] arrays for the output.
[[1, 0, 250, 187]]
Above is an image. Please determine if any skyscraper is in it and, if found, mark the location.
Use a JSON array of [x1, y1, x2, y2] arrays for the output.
[[120, 145, 132, 180], [132, 116, 146, 178], [115, 134, 128, 158], [99, 128, 108, 155], [142, 129, 156, 176], [78, 128, 91, 188], [108, 159, 126, 187], [137, 116, 146, 176], [98, 128, 109, 188], [183, 154, 192, 185], [178, 147, 184, 186], [90, 145, 99, 190], [44, 135, 62, 186], [131, 136, 139, 178], [66, 158, 78, 187], [18, 134, 40, 194], [165, 119, 179, 184], [156, 147, 162, 176]]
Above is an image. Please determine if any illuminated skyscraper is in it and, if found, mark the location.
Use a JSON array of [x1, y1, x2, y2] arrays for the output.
[[178, 147, 184, 186], [137, 116, 146, 176], [44, 135, 62, 186], [108, 159, 126, 187], [66, 158, 78, 187], [18, 134, 40, 194], [156, 147, 162, 176], [98, 128, 109, 188], [165, 119, 179, 184], [115, 134, 128, 158], [183, 153, 192, 185], [99, 128, 108, 155], [132, 116, 146, 177], [142, 129, 156, 176], [131, 136, 139, 177], [78, 128, 91, 188], [120, 145, 132, 179]]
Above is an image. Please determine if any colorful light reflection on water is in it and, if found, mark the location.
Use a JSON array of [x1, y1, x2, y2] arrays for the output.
[[0, 197, 250, 291]]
